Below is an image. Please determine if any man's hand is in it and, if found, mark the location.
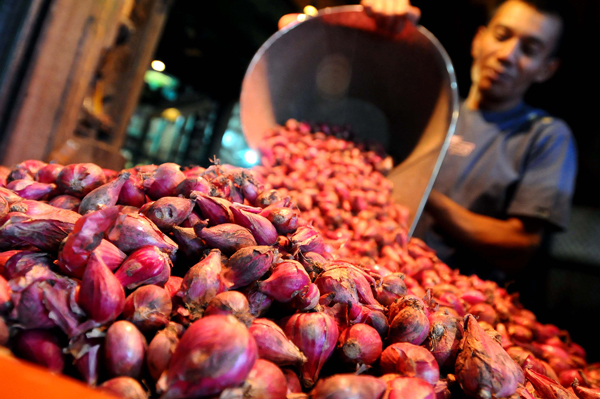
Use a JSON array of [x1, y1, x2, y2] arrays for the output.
[[278, 13, 302, 31], [426, 190, 544, 272], [278, 1, 421, 33], [361, 0, 421, 34]]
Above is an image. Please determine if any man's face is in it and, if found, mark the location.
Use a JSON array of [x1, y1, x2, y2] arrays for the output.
[[471, 0, 562, 107]]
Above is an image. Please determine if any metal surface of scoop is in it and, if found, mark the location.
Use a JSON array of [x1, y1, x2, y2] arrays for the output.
[[240, 5, 459, 236]]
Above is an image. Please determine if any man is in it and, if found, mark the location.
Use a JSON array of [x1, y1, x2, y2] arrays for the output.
[[281, 0, 577, 283], [367, 0, 577, 282]]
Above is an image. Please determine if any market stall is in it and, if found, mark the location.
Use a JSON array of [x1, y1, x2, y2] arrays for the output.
[[1, 1, 599, 399]]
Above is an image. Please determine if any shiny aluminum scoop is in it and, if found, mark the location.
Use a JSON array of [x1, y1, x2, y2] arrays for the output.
[[240, 5, 459, 236]]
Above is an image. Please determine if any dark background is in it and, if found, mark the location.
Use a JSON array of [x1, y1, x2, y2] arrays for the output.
[[152, 0, 600, 359]]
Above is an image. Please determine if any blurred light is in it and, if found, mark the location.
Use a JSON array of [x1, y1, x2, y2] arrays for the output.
[[162, 108, 181, 122], [304, 5, 318, 16], [144, 70, 178, 90], [244, 150, 258, 165], [296, 14, 307, 22], [221, 130, 238, 148], [151, 60, 166, 72]]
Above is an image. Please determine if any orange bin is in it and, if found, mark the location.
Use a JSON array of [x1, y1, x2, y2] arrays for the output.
[[0, 351, 117, 399]]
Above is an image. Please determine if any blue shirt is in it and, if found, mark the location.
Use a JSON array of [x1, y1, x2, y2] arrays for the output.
[[419, 102, 578, 276]]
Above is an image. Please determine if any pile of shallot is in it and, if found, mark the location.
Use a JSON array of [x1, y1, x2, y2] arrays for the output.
[[0, 120, 597, 399]]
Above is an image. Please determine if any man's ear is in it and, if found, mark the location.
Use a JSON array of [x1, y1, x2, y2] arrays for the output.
[[471, 26, 486, 58], [534, 58, 560, 83]]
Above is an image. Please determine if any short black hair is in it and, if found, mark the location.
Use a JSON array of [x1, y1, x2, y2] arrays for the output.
[[488, 0, 567, 58]]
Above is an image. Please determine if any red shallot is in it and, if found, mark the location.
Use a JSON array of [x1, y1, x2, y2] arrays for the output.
[[122, 285, 172, 332], [455, 314, 524, 399], [56, 163, 107, 198], [284, 311, 339, 388], [100, 377, 148, 399], [337, 323, 382, 369], [250, 318, 307, 367], [105, 320, 147, 379], [311, 374, 386, 399], [158, 314, 258, 399], [14, 329, 65, 373], [257, 260, 310, 303], [114, 246, 171, 290]]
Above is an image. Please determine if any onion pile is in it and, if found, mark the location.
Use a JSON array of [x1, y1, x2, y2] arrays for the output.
[[0, 122, 596, 399]]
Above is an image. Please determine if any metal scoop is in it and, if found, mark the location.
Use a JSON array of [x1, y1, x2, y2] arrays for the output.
[[240, 5, 459, 236]]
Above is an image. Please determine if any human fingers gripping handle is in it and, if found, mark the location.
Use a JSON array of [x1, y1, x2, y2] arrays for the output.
[[361, 0, 421, 34]]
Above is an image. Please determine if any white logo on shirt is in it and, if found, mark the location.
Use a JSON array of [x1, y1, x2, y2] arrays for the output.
[[448, 135, 476, 157]]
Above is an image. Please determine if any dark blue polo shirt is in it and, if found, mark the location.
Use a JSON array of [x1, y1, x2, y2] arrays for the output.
[[419, 101, 577, 279]]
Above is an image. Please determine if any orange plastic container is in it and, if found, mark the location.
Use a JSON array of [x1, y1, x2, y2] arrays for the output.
[[0, 351, 117, 399]]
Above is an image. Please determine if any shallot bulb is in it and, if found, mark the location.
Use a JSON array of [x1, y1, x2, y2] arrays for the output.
[[572, 379, 600, 399], [56, 163, 107, 198], [242, 359, 288, 399], [204, 291, 253, 326], [118, 172, 147, 208], [100, 377, 148, 399], [147, 323, 182, 381], [284, 312, 339, 388], [383, 376, 436, 399], [35, 163, 63, 184], [114, 246, 172, 290], [221, 246, 275, 290], [257, 260, 310, 303], [105, 320, 147, 379], [388, 296, 431, 345], [178, 249, 226, 316], [283, 369, 303, 394], [376, 273, 407, 307], [14, 329, 65, 373], [194, 223, 257, 255], [122, 285, 173, 333], [469, 303, 498, 325], [174, 175, 212, 197], [107, 213, 178, 255], [144, 162, 186, 200], [58, 206, 120, 278], [380, 342, 440, 385], [141, 196, 195, 231], [524, 368, 577, 399], [192, 192, 234, 226], [337, 323, 383, 368], [249, 318, 307, 367], [78, 172, 130, 214], [455, 314, 524, 399], [77, 250, 125, 326], [260, 205, 300, 235], [244, 286, 274, 318], [0, 316, 9, 346], [425, 309, 464, 370], [231, 206, 278, 246], [158, 315, 258, 399], [311, 374, 386, 399], [0, 275, 10, 313]]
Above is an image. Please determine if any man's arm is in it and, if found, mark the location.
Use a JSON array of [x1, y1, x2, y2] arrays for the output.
[[426, 190, 544, 272]]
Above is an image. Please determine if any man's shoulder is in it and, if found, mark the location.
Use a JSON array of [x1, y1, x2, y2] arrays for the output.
[[518, 104, 574, 143]]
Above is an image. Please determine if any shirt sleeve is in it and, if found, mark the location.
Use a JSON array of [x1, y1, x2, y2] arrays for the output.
[[506, 118, 578, 231]]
